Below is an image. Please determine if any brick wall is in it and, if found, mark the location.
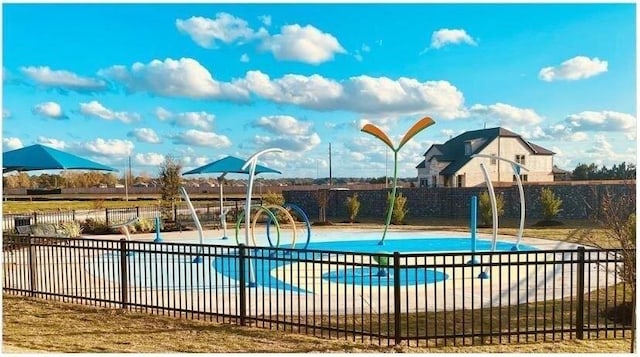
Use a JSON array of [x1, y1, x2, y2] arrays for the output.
[[282, 182, 635, 222]]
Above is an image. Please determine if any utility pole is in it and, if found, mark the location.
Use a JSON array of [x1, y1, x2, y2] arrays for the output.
[[329, 143, 332, 186], [124, 158, 129, 202]]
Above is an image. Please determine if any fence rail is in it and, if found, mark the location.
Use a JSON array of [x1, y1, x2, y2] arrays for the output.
[[2, 201, 260, 232], [2, 235, 632, 346]]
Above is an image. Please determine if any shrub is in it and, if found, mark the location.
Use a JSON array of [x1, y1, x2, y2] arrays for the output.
[[387, 192, 408, 225], [261, 191, 288, 223], [345, 193, 361, 223], [134, 218, 155, 233], [80, 218, 113, 235], [478, 191, 505, 226], [540, 188, 563, 220], [58, 221, 83, 238]]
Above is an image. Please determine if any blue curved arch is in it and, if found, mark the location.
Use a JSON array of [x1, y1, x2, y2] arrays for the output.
[[266, 203, 312, 249]]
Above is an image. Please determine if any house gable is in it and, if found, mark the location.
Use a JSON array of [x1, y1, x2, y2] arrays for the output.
[[421, 127, 554, 181]]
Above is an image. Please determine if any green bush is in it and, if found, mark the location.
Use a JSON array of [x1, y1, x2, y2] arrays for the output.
[[478, 191, 505, 226], [345, 193, 361, 223], [387, 192, 408, 225], [134, 218, 155, 233], [58, 221, 83, 238], [540, 187, 563, 220], [80, 218, 113, 235], [261, 191, 288, 223]]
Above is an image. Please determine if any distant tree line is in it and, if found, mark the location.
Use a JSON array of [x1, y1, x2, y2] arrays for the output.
[[572, 162, 636, 180], [4, 161, 633, 190]]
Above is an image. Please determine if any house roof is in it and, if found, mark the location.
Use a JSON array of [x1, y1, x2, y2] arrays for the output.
[[419, 127, 555, 175], [552, 165, 571, 174]]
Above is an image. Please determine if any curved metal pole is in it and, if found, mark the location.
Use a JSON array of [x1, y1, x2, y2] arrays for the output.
[[361, 116, 435, 246], [471, 154, 529, 251], [479, 163, 497, 279], [512, 163, 525, 250], [380, 149, 398, 245], [241, 148, 283, 287], [241, 148, 283, 247]]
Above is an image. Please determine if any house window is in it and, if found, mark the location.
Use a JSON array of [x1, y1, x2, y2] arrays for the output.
[[420, 178, 428, 187], [515, 154, 526, 165], [457, 174, 464, 187], [464, 142, 472, 156], [432, 175, 437, 188], [490, 154, 497, 165], [512, 174, 528, 182]]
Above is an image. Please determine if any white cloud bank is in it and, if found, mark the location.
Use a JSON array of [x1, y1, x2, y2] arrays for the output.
[[79, 101, 140, 123], [430, 28, 477, 49], [20, 66, 107, 92], [539, 56, 608, 81], [127, 128, 162, 144], [33, 101, 67, 119], [99, 58, 249, 101]]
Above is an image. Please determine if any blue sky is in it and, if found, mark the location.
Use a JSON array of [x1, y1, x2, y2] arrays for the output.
[[2, 3, 637, 179]]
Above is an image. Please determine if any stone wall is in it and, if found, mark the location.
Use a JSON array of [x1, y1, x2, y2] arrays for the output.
[[282, 182, 635, 222]]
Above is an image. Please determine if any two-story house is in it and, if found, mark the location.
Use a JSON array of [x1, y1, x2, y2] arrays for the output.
[[416, 127, 555, 187]]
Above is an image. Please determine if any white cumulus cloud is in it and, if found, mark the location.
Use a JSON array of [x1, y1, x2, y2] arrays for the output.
[[99, 57, 249, 101], [254, 132, 321, 152], [259, 15, 272, 27], [470, 102, 543, 125], [134, 152, 165, 166], [127, 128, 162, 144], [175, 112, 215, 130], [171, 129, 232, 148], [153, 107, 216, 130], [154, 107, 174, 121], [176, 13, 257, 48], [3, 137, 23, 151], [430, 28, 477, 49], [242, 71, 467, 118], [33, 101, 67, 119], [36, 137, 67, 150], [252, 115, 320, 152], [240, 53, 250, 63], [20, 66, 107, 92], [259, 24, 346, 64], [75, 138, 134, 158], [539, 56, 608, 81], [79, 101, 140, 123], [253, 115, 313, 136], [565, 110, 635, 131]]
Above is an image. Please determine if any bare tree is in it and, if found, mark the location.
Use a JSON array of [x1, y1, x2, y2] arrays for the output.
[[585, 183, 635, 352]]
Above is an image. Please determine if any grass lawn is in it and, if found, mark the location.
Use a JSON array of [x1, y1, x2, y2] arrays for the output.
[[2, 202, 631, 352], [2, 295, 632, 353], [2, 200, 161, 214]]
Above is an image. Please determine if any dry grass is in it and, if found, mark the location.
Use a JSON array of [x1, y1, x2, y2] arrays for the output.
[[2, 200, 159, 214], [2, 295, 631, 353]]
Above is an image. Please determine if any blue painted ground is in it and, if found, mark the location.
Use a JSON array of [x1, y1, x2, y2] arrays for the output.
[[322, 267, 448, 286], [288, 237, 536, 254]]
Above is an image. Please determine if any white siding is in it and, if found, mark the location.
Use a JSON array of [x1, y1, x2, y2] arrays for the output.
[[445, 137, 554, 187]]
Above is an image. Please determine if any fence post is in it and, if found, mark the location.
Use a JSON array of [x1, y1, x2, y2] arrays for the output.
[[136, 206, 140, 218], [105, 208, 110, 227], [72, 209, 76, 222], [119, 238, 128, 310], [33, 212, 38, 225], [393, 251, 402, 345], [238, 244, 247, 326], [27, 237, 38, 296], [576, 246, 585, 340]]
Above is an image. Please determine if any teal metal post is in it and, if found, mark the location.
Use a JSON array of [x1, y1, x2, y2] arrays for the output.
[[153, 216, 163, 243], [467, 196, 479, 265]]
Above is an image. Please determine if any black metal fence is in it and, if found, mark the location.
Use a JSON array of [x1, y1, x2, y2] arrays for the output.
[[2, 201, 255, 232], [2, 235, 632, 346]]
